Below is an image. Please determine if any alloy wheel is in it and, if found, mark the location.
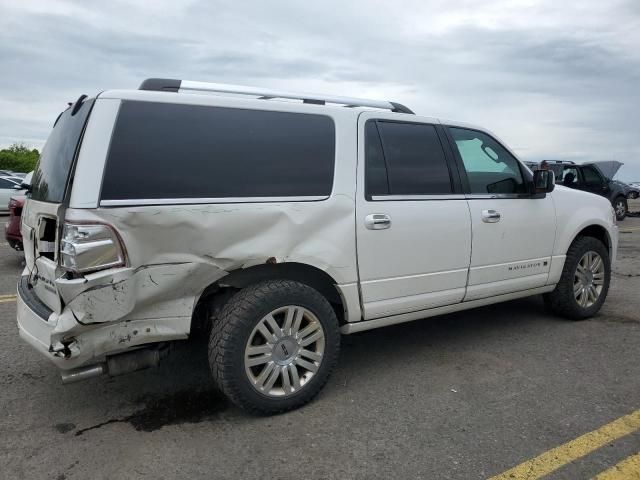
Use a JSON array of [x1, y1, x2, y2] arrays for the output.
[[244, 305, 325, 397], [573, 251, 605, 308]]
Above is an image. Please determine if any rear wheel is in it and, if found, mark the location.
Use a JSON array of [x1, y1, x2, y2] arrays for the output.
[[613, 196, 627, 221], [544, 236, 610, 320], [208, 280, 340, 415]]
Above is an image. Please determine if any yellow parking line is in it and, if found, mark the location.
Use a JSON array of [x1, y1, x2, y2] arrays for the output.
[[0, 293, 17, 299], [593, 451, 640, 479], [489, 410, 640, 480], [0, 294, 16, 303]]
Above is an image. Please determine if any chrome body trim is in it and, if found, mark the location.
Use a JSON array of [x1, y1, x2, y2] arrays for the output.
[[370, 194, 466, 201], [99, 196, 329, 207]]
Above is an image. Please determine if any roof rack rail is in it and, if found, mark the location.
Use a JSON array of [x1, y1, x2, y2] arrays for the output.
[[138, 78, 414, 114], [542, 160, 576, 164]]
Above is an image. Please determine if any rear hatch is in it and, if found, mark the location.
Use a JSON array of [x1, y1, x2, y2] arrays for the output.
[[22, 98, 94, 313]]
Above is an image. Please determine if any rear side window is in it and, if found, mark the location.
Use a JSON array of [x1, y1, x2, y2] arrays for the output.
[[365, 120, 452, 196], [581, 166, 603, 187], [101, 101, 335, 200]]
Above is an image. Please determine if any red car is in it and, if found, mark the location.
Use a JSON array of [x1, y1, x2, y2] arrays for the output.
[[5, 195, 24, 251]]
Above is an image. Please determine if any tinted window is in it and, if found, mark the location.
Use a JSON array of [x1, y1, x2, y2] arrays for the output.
[[582, 166, 603, 187], [0, 179, 14, 189], [102, 101, 335, 200], [365, 121, 389, 196], [31, 99, 94, 203], [449, 127, 526, 194], [560, 166, 580, 187], [373, 121, 452, 195]]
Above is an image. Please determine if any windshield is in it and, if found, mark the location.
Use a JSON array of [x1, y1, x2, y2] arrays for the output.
[[30, 98, 94, 203]]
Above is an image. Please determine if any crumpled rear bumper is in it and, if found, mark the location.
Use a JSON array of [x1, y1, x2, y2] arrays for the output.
[[16, 273, 195, 370], [17, 277, 56, 359]]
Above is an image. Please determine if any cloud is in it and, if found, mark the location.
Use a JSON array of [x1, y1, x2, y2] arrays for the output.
[[1, 0, 639, 179]]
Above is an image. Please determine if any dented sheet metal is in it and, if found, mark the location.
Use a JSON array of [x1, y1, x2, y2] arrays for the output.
[[22, 196, 357, 367], [64, 196, 357, 286], [60, 263, 226, 324]]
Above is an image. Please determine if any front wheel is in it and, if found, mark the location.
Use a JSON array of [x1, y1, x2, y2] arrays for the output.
[[544, 236, 610, 320], [208, 280, 340, 415], [613, 196, 627, 221]]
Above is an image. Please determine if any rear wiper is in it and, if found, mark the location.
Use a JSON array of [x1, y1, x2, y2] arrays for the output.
[[53, 94, 87, 127]]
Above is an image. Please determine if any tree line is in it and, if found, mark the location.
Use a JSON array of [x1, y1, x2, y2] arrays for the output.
[[0, 144, 39, 173]]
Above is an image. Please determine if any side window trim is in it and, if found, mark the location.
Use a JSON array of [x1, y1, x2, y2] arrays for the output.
[[443, 125, 532, 198], [434, 124, 464, 194], [363, 118, 391, 197], [365, 118, 459, 201], [442, 125, 471, 193]]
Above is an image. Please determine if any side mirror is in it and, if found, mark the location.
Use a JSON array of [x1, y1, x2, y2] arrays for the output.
[[533, 169, 555, 193], [21, 171, 34, 192], [11, 184, 22, 190]]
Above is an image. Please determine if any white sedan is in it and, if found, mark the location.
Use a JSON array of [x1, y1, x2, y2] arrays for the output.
[[0, 176, 25, 213]]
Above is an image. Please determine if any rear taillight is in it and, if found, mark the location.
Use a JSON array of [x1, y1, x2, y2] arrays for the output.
[[60, 223, 126, 273]]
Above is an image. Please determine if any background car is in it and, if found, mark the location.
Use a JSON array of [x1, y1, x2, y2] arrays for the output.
[[541, 160, 630, 220], [621, 182, 639, 199], [4, 195, 25, 250], [0, 176, 25, 213], [3, 171, 32, 249]]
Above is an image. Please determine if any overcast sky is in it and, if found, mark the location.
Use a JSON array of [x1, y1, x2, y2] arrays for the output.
[[1, 0, 639, 180]]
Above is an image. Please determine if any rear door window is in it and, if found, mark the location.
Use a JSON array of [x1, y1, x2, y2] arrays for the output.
[[101, 101, 336, 200], [365, 120, 452, 196], [581, 166, 604, 188]]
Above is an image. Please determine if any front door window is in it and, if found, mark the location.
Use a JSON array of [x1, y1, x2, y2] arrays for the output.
[[449, 127, 526, 194]]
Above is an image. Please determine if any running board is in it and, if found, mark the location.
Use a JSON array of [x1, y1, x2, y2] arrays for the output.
[[341, 285, 555, 334]]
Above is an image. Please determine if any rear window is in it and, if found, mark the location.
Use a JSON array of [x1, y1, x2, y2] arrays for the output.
[[31, 99, 94, 203], [101, 101, 336, 200]]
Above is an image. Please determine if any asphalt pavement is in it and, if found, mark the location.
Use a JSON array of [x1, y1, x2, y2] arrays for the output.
[[1, 215, 638, 479]]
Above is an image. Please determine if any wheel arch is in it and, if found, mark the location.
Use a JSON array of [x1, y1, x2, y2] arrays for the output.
[[574, 224, 611, 252], [192, 262, 350, 332]]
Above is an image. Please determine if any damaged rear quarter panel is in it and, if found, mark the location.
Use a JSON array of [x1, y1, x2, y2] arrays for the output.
[[62, 195, 358, 326]]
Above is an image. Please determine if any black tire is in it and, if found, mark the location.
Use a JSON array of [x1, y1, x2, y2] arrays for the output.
[[613, 196, 627, 221], [543, 236, 610, 320], [208, 280, 340, 415]]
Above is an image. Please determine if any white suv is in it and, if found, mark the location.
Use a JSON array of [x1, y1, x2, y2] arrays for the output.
[[17, 79, 618, 414]]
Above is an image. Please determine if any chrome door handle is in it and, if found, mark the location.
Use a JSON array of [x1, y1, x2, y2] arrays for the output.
[[365, 214, 391, 230], [481, 209, 501, 223]]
